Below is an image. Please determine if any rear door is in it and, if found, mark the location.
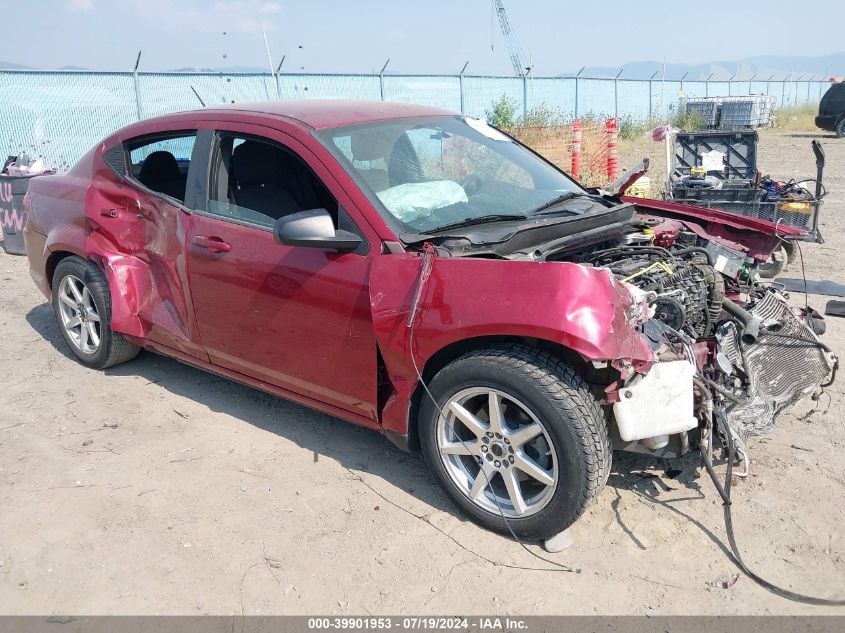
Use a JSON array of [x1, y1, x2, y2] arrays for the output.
[[91, 129, 208, 360], [184, 122, 379, 423]]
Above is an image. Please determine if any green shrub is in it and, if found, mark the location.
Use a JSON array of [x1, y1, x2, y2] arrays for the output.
[[617, 115, 651, 140], [669, 101, 707, 131], [485, 95, 520, 129]]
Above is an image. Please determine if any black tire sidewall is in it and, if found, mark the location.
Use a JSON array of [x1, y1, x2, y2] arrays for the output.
[[757, 247, 787, 278], [420, 352, 598, 539], [51, 257, 114, 368]]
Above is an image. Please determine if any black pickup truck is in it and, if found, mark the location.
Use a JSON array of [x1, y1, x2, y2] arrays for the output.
[[816, 82, 845, 137]]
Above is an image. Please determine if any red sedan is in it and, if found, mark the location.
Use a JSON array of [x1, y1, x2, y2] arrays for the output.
[[23, 100, 835, 540]]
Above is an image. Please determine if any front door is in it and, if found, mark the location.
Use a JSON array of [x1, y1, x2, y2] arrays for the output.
[[185, 126, 378, 422]]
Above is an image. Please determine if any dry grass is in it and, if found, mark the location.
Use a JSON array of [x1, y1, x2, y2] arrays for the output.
[[772, 104, 819, 132]]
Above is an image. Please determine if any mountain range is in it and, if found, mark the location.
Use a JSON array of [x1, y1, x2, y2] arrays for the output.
[[2, 52, 843, 79], [568, 52, 845, 80]]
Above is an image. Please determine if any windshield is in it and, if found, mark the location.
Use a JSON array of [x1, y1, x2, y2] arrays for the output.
[[315, 115, 590, 234]]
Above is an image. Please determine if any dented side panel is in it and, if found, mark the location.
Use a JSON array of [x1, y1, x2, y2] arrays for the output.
[[370, 253, 654, 437], [25, 144, 208, 362], [83, 178, 205, 360]]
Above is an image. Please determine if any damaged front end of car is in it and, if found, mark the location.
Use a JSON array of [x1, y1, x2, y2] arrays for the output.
[[538, 205, 838, 469], [391, 198, 837, 470]]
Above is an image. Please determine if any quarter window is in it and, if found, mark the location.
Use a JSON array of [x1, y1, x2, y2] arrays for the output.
[[126, 132, 197, 203]]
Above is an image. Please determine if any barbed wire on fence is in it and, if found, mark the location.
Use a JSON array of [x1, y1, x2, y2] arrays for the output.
[[0, 70, 829, 168]]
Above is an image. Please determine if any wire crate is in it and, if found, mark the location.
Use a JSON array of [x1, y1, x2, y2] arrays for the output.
[[718, 96, 775, 129], [681, 98, 720, 128], [680, 96, 775, 129]]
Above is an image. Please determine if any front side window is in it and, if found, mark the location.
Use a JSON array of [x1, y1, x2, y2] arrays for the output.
[[127, 132, 196, 203], [317, 116, 587, 233], [206, 133, 340, 230]]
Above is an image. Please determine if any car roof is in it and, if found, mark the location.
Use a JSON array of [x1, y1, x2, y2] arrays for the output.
[[179, 99, 456, 130]]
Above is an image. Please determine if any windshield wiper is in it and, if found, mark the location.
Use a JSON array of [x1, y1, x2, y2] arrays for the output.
[[528, 191, 597, 215], [428, 213, 527, 233]]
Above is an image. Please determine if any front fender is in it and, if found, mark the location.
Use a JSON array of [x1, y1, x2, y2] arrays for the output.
[[370, 253, 654, 438]]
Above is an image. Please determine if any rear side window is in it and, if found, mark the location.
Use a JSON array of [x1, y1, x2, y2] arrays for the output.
[[126, 132, 197, 203]]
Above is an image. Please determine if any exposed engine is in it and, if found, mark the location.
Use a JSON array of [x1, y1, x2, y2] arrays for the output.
[[579, 247, 724, 339], [545, 216, 838, 468]]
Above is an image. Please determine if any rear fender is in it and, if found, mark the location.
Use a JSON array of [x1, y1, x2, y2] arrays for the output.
[[369, 253, 654, 437]]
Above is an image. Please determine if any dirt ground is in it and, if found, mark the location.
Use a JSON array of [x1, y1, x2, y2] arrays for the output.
[[1, 130, 844, 616]]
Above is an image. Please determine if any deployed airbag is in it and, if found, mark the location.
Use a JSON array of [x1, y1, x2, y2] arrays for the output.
[[377, 180, 468, 222]]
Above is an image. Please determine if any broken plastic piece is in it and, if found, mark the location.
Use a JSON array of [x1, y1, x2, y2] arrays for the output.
[[825, 300, 845, 317], [777, 278, 845, 297]]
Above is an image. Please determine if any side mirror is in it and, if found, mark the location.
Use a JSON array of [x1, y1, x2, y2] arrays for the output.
[[272, 208, 362, 252]]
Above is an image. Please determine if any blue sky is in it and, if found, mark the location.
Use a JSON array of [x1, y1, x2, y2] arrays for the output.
[[3, 0, 842, 75]]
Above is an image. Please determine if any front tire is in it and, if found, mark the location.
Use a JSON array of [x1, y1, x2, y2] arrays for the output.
[[420, 344, 610, 540], [836, 119, 845, 138], [51, 256, 140, 369]]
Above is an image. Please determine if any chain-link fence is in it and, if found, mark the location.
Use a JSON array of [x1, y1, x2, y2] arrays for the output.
[[0, 70, 829, 169]]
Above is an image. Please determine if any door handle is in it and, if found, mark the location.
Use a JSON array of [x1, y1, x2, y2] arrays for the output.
[[192, 235, 231, 253]]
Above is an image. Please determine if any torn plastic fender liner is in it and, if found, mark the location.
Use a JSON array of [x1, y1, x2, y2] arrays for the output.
[[370, 253, 655, 439]]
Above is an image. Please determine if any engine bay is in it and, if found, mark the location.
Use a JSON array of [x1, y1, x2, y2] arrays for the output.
[[543, 210, 838, 468]]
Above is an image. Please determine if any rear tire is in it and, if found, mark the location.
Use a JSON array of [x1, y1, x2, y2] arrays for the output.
[[419, 344, 611, 540], [51, 256, 140, 369], [836, 119, 845, 138]]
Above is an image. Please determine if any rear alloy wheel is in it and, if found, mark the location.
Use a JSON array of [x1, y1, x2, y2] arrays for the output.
[[420, 345, 611, 540], [56, 274, 102, 355], [51, 256, 140, 369]]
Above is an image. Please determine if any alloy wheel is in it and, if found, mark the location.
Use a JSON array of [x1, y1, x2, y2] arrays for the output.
[[57, 274, 102, 355], [436, 387, 558, 518]]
